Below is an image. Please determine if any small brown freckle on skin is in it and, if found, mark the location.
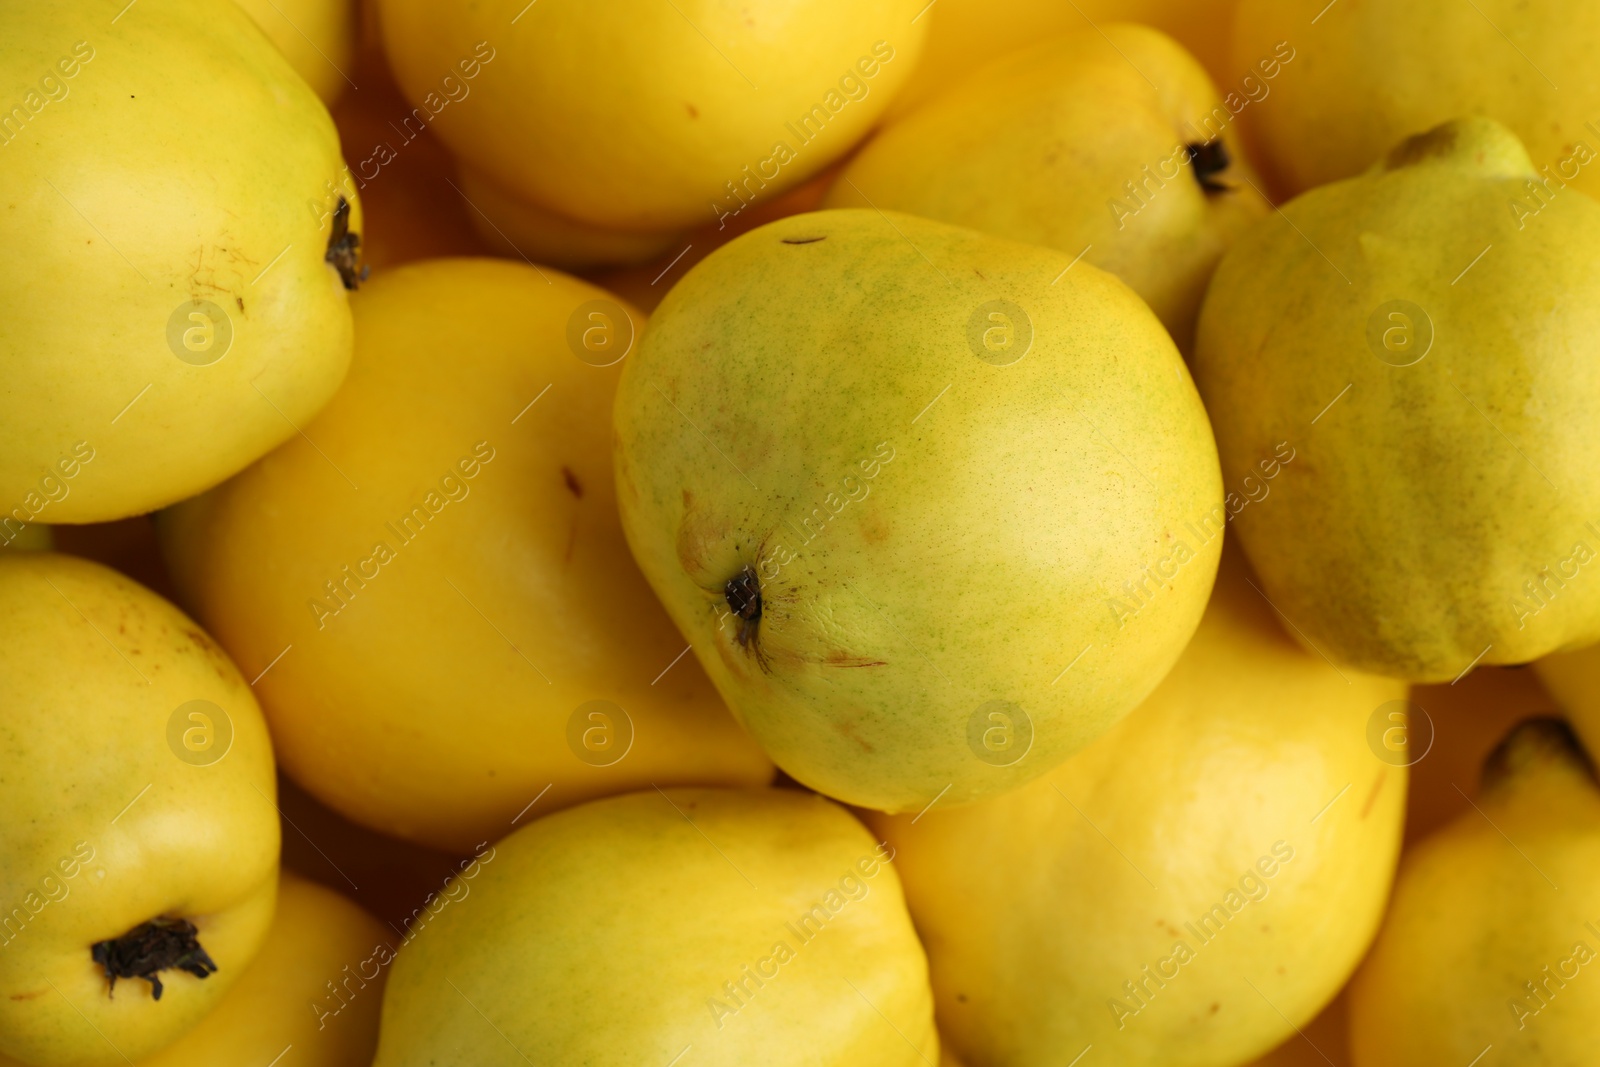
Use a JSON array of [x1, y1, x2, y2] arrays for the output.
[[956, 993, 968, 1003], [830, 718, 876, 753], [781, 236, 827, 245], [1360, 768, 1387, 819], [1209, 1003, 1219, 1015], [826, 650, 887, 668], [236, 296, 244, 311], [562, 466, 583, 498], [685, 102, 699, 118]]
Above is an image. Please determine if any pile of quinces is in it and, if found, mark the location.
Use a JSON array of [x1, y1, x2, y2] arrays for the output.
[[5, 1, 1600, 1064]]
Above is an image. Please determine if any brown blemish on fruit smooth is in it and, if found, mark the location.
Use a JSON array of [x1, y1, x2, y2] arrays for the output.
[[1359, 768, 1387, 820], [674, 497, 734, 579], [8, 990, 42, 1001], [1382, 123, 1461, 170], [830, 717, 876, 753], [685, 102, 699, 118], [860, 512, 891, 545], [825, 651, 887, 668], [561, 466, 583, 498], [179, 626, 236, 683], [780, 236, 826, 245]]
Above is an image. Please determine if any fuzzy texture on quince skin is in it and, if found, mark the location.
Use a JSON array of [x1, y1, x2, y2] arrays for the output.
[[614, 208, 1223, 813], [159, 259, 772, 853], [0, 553, 279, 1067], [1194, 118, 1600, 681], [371, 788, 937, 1066], [868, 550, 1406, 1067], [234, 0, 355, 105], [827, 23, 1269, 347], [1349, 718, 1600, 1064], [887, 0, 1241, 119], [0, 0, 358, 523], [1232, 0, 1600, 199], [376, 0, 926, 237]]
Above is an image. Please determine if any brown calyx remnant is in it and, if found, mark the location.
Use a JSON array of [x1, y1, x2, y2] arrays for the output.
[[325, 197, 368, 290], [90, 918, 218, 1000], [724, 565, 762, 649], [1186, 140, 1233, 193]]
